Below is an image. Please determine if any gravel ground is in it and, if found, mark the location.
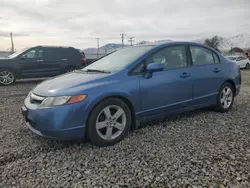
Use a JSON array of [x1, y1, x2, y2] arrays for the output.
[[0, 73, 250, 188]]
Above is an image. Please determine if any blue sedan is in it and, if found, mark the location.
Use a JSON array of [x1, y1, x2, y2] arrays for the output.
[[22, 41, 241, 146]]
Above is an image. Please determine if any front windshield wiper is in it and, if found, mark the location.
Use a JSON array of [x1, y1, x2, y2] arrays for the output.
[[84, 69, 110, 73]]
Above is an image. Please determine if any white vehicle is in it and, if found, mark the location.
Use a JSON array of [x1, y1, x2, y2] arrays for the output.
[[226, 55, 250, 69]]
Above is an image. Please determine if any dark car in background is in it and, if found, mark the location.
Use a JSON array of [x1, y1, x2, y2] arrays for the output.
[[0, 46, 87, 85]]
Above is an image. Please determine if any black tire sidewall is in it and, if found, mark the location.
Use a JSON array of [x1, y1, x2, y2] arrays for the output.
[[216, 82, 235, 112], [86, 98, 132, 147], [65, 66, 75, 73], [246, 63, 250, 69], [0, 68, 16, 86]]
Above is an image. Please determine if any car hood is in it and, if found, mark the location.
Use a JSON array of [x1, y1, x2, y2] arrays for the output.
[[0, 57, 10, 61], [32, 71, 114, 96]]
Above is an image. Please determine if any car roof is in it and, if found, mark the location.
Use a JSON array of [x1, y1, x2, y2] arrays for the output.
[[134, 41, 210, 48], [36, 45, 75, 49]]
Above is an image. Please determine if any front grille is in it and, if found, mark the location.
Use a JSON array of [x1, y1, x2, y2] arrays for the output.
[[30, 93, 45, 104]]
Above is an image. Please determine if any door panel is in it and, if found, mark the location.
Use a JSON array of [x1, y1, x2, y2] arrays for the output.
[[137, 45, 193, 118], [19, 48, 43, 78], [37, 48, 62, 77], [189, 46, 225, 105], [139, 68, 193, 117]]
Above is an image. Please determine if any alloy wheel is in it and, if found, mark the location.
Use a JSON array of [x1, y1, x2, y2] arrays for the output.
[[0, 70, 15, 85], [95, 105, 126, 141], [220, 86, 233, 109]]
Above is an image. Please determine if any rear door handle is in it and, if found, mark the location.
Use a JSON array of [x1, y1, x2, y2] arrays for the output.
[[37, 60, 43, 62], [180, 72, 191, 78], [62, 59, 67, 61], [213, 68, 221, 73]]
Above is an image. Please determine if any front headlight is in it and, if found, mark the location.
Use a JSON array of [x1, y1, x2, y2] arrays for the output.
[[39, 94, 87, 107]]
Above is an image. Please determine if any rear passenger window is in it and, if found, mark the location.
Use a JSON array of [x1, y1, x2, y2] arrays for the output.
[[38, 49, 43, 59], [190, 46, 215, 66], [42, 48, 62, 61], [213, 53, 220, 63]]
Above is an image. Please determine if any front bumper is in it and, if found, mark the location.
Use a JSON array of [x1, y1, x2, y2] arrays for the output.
[[21, 97, 88, 141], [25, 120, 85, 140], [235, 84, 241, 96]]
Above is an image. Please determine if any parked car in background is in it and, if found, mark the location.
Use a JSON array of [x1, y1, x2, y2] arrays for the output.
[[22, 41, 241, 146], [0, 46, 87, 85], [226, 55, 250, 69]]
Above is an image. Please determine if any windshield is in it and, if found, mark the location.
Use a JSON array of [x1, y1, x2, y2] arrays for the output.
[[82, 46, 154, 72], [227, 56, 237, 60], [8, 48, 29, 58]]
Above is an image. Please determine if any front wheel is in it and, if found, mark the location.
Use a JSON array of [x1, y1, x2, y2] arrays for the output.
[[214, 82, 235, 112], [245, 63, 250, 69], [0, 69, 16, 86], [86, 98, 131, 147]]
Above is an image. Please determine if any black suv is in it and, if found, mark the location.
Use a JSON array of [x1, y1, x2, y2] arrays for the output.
[[0, 46, 87, 85]]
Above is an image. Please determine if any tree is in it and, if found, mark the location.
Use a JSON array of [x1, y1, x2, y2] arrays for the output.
[[244, 48, 250, 53], [204, 36, 221, 53], [229, 47, 245, 54]]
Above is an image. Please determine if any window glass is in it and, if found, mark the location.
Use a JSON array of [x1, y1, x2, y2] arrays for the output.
[[227, 56, 237, 60], [213, 53, 220, 63], [82, 46, 154, 72], [42, 48, 62, 60], [132, 46, 187, 73], [242, 56, 247, 60], [38, 49, 43, 59], [24, 50, 36, 59], [236, 57, 242, 61], [190, 46, 214, 65]]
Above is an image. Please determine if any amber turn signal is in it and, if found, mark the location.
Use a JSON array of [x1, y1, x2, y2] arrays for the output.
[[67, 94, 87, 104]]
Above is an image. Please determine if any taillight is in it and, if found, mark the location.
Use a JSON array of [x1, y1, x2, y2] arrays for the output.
[[81, 58, 87, 63]]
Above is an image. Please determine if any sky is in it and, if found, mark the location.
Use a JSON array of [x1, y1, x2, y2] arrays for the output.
[[0, 0, 249, 51]]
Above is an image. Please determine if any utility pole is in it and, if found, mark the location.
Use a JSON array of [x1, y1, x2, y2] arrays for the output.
[[120, 33, 126, 48], [128, 37, 134, 46], [96, 38, 100, 58], [10, 32, 14, 53]]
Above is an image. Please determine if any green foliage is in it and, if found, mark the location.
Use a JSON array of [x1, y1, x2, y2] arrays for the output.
[[229, 47, 245, 54], [204, 36, 221, 53]]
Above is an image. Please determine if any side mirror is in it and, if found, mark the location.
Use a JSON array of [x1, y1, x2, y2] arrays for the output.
[[146, 63, 164, 73], [21, 54, 27, 60]]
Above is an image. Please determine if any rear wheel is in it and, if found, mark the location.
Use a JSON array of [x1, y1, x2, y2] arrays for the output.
[[86, 98, 131, 147], [245, 63, 250, 69], [0, 69, 16, 86], [65, 66, 75, 73], [214, 82, 235, 112]]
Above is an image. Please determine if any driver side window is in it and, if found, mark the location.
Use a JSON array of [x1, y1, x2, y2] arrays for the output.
[[23, 49, 36, 59], [132, 45, 187, 73]]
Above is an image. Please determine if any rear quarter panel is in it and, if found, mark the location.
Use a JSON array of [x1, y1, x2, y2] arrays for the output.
[[223, 57, 241, 90]]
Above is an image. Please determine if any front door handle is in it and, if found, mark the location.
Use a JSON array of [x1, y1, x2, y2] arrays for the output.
[[37, 60, 43, 62], [180, 72, 191, 78], [213, 68, 221, 73]]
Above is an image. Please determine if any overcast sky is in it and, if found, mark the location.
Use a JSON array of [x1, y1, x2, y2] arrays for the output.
[[0, 0, 249, 50]]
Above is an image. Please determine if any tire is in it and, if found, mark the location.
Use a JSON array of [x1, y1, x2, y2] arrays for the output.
[[214, 82, 235, 112], [0, 68, 16, 86], [245, 63, 250, 69], [86, 98, 132, 147], [65, 66, 75, 73]]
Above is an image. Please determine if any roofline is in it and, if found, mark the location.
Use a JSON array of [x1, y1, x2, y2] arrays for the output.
[[35, 45, 75, 48]]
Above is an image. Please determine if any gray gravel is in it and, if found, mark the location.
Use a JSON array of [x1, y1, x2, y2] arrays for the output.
[[1, 73, 250, 188]]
